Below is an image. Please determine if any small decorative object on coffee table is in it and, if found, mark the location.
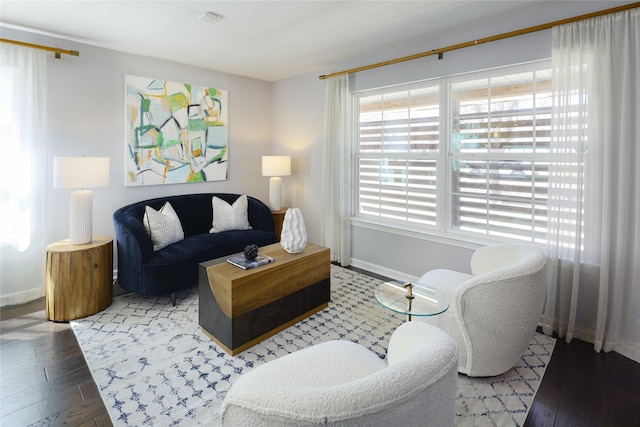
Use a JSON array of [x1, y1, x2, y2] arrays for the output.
[[244, 244, 259, 260], [226, 253, 275, 270], [280, 208, 307, 253]]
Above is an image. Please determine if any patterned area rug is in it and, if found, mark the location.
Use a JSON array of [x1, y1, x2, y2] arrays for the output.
[[71, 265, 555, 426]]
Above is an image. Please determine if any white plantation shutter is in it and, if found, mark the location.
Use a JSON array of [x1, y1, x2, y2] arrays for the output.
[[357, 86, 440, 226], [450, 70, 557, 242]]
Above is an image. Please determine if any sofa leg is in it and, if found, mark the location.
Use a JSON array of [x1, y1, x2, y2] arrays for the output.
[[171, 293, 176, 306]]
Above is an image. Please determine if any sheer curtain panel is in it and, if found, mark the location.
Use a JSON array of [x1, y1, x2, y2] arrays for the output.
[[321, 74, 351, 265], [545, 9, 639, 363], [0, 42, 48, 306]]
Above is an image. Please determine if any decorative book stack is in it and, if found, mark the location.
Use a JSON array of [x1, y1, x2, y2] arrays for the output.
[[227, 254, 275, 270]]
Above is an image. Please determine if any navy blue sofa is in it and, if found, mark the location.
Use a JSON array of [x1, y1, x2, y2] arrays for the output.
[[113, 193, 278, 300]]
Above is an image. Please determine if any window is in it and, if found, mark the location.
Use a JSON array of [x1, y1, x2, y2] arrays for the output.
[[355, 62, 563, 244], [358, 84, 440, 226]]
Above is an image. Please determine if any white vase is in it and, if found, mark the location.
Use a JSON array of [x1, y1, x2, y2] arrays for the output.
[[280, 208, 307, 254]]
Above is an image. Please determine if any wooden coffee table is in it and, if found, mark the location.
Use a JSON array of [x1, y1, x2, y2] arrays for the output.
[[198, 242, 330, 355]]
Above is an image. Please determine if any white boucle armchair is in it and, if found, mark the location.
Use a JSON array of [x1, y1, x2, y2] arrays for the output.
[[221, 321, 459, 427], [416, 244, 547, 377]]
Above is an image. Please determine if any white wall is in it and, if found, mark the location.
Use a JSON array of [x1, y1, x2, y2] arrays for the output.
[[270, 74, 326, 244], [0, 27, 272, 305]]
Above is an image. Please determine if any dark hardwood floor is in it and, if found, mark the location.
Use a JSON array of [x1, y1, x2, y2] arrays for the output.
[[1, 298, 111, 426], [524, 332, 640, 427], [2, 291, 639, 426]]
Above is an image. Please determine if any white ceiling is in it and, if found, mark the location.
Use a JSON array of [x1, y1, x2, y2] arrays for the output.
[[0, 1, 634, 82]]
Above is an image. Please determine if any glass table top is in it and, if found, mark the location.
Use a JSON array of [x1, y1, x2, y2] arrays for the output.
[[374, 280, 449, 318]]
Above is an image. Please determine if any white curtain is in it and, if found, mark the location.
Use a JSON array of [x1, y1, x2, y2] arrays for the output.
[[544, 9, 640, 363], [321, 74, 351, 265], [0, 42, 48, 305]]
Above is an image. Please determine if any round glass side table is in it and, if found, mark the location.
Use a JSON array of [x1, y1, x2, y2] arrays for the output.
[[375, 280, 449, 321]]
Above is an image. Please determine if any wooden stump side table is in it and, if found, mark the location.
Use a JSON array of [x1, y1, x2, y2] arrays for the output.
[[45, 236, 113, 322], [271, 208, 288, 241]]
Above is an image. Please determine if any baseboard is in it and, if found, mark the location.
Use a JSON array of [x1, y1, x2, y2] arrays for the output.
[[1, 286, 45, 307], [348, 258, 419, 283]]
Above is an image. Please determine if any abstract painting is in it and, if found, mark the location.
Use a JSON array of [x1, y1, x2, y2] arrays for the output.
[[125, 75, 228, 186]]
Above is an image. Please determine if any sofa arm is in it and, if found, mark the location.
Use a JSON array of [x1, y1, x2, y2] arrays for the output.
[[247, 196, 275, 233], [113, 207, 154, 292]]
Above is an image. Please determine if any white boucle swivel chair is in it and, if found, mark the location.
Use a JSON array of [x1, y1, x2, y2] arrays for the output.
[[221, 321, 459, 427], [416, 244, 547, 377]]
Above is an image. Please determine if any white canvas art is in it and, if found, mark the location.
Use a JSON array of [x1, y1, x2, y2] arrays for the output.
[[125, 75, 228, 186]]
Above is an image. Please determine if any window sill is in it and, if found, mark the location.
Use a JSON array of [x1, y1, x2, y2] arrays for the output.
[[350, 216, 532, 251]]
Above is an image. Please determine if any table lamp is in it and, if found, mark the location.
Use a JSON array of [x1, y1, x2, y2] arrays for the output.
[[53, 156, 110, 245], [262, 156, 291, 211]]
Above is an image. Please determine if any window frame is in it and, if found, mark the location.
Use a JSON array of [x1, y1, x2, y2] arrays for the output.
[[352, 60, 555, 247], [355, 80, 444, 229]]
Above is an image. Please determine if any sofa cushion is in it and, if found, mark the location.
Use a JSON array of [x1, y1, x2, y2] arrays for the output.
[[210, 194, 251, 233], [143, 202, 184, 251]]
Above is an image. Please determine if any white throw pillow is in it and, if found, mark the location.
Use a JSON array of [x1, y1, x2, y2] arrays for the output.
[[210, 194, 251, 233], [143, 202, 184, 251]]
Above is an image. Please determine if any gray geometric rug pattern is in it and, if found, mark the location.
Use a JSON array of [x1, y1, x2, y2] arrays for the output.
[[71, 265, 555, 426]]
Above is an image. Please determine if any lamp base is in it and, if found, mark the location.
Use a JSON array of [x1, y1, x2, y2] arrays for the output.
[[269, 176, 282, 211], [69, 189, 93, 245]]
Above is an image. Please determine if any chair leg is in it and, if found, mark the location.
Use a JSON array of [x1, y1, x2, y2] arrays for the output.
[[171, 293, 176, 306]]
